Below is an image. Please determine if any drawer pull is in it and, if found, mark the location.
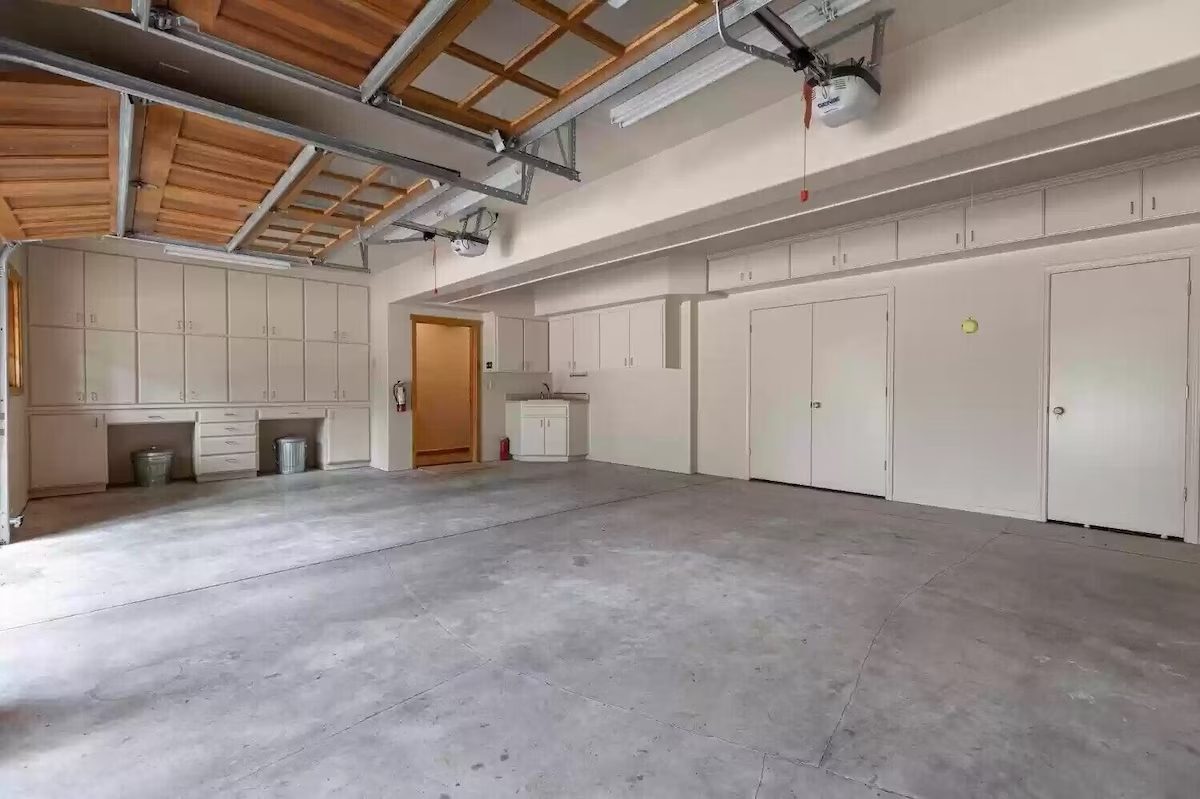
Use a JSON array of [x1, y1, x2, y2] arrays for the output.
[[224, 412, 237, 417], [225, 440, 237, 445], [225, 458, 238, 463], [149, 415, 164, 420], [225, 426, 237, 431]]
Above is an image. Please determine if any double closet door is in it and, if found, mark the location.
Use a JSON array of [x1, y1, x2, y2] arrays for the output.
[[750, 295, 888, 496]]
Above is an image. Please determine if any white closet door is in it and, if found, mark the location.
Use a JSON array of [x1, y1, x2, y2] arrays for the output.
[[85, 330, 136, 404], [30, 326, 84, 405], [137, 260, 184, 333], [810, 295, 888, 496], [304, 280, 339, 341], [750, 304, 812, 485], [229, 337, 268, 402], [268, 339, 304, 402], [337, 343, 368, 401], [337, 284, 369, 343], [598, 308, 629, 369], [267, 276, 303, 339], [185, 335, 228, 403], [184, 265, 227, 335], [84, 253, 135, 330], [304, 340, 338, 401], [228, 270, 267, 337], [628, 302, 663, 369], [1048, 259, 1189, 536], [138, 332, 185, 403]]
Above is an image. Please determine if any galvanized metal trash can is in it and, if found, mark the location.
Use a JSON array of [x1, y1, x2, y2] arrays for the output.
[[132, 447, 174, 487], [275, 436, 307, 475]]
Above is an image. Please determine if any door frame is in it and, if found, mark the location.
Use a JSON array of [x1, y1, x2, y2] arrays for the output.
[[1041, 250, 1199, 543], [746, 287, 896, 499], [410, 314, 480, 467]]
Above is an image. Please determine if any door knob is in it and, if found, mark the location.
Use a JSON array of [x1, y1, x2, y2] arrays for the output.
[[1052, 406, 1065, 416], [810, 401, 822, 409]]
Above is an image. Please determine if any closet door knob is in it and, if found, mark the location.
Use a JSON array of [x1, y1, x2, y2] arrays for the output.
[[810, 401, 822, 409]]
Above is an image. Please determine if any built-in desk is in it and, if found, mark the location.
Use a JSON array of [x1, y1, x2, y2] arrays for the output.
[[29, 404, 370, 498]]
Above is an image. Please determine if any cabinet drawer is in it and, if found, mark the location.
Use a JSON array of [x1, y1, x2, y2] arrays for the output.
[[199, 435, 257, 456], [521, 404, 568, 418], [199, 421, 257, 437], [259, 406, 326, 420], [199, 407, 257, 422], [198, 452, 257, 474], [105, 409, 195, 425]]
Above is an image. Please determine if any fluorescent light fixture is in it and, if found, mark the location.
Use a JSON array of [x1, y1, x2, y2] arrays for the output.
[[609, 0, 870, 127], [162, 244, 298, 270]]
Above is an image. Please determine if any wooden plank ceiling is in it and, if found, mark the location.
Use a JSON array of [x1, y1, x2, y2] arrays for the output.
[[167, 0, 712, 138], [0, 72, 121, 243]]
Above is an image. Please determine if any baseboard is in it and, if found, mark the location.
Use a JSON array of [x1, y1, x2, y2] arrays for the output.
[[29, 483, 106, 499]]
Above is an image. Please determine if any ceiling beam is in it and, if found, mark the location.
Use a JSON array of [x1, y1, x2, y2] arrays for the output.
[[133, 104, 185, 234], [511, 0, 623, 56], [385, 0, 492, 95], [359, 0, 460, 101], [445, 43, 558, 100]]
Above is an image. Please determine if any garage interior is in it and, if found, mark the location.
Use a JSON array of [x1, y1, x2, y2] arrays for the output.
[[2, 1, 1200, 797]]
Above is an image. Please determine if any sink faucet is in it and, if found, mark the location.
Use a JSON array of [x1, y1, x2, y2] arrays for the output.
[[540, 382, 551, 399]]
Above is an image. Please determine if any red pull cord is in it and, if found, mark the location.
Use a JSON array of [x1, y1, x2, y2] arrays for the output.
[[801, 82, 813, 203]]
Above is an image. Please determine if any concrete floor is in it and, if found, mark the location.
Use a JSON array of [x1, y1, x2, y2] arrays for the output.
[[1, 462, 1198, 798]]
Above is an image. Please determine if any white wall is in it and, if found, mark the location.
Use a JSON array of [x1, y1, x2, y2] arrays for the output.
[[7, 247, 28, 518], [698, 223, 1200, 522], [534, 255, 706, 316]]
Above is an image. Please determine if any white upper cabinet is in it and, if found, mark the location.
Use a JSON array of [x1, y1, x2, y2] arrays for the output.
[[137, 260, 184, 334], [85, 330, 136, 404], [227, 270, 267, 337], [83, 253, 135, 330], [338, 343, 369, 401], [304, 340, 338, 401], [268, 339, 304, 402], [183, 265, 227, 335], [30, 326, 84, 405], [966, 191, 1044, 249], [790, 235, 839, 278], [707, 253, 744, 292], [598, 308, 630, 370], [898, 207, 965, 260], [138, 332, 185, 403], [304, 280, 339, 342], [29, 247, 83, 328], [628, 302, 664, 369], [1044, 170, 1141, 235], [1143, 157, 1200, 219], [573, 312, 599, 373], [267, 275, 303, 339], [229, 337, 268, 402], [549, 316, 573, 374], [523, 319, 549, 373], [185, 335, 228, 403], [839, 222, 897, 270], [337, 284, 369, 344], [496, 316, 524, 372], [708, 246, 788, 291]]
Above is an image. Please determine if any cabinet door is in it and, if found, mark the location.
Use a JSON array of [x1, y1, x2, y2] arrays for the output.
[[790, 236, 839, 278], [186, 335, 228, 403], [304, 340, 338, 401], [84, 330, 136, 404], [328, 406, 370, 463], [523, 319, 549, 372], [183, 265, 227, 335], [839, 222, 897, 270], [967, 191, 1044, 249], [549, 316, 574, 374], [138, 332, 185, 403], [304, 280, 339, 341], [1045, 171, 1141, 235], [598, 308, 629, 369], [897, 207, 965, 260], [628, 302, 663, 369], [30, 326, 84, 405], [337, 284, 369, 343], [229, 337, 268, 402], [228, 270, 267, 337], [137, 260, 184, 333], [267, 275, 303, 339], [520, 416, 545, 456], [29, 246, 84, 327], [544, 416, 567, 456], [84, 253, 135, 330], [268, 339, 304, 401], [573, 312, 599, 373], [30, 413, 107, 490], [337, 343, 368, 401], [496, 316, 524, 372], [707, 253, 744, 292], [742, 246, 789, 285], [1143, 157, 1200, 219]]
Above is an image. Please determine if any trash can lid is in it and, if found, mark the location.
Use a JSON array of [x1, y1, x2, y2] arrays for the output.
[[275, 435, 307, 444], [133, 447, 174, 460]]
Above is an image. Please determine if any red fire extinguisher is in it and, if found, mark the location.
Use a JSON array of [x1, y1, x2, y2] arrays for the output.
[[499, 437, 511, 461]]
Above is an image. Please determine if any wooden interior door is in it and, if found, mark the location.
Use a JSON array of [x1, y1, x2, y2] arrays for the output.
[[412, 317, 478, 467]]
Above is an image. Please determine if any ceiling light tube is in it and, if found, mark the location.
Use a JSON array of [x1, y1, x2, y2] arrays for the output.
[[162, 244, 298, 270]]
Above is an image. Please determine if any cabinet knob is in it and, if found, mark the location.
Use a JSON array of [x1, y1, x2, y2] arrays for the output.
[[90, 391, 97, 401], [177, 320, 183, 330], [1052, 406, 1065, 416], [811, 401, 822, 409], [262, 325, 268, 335]]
